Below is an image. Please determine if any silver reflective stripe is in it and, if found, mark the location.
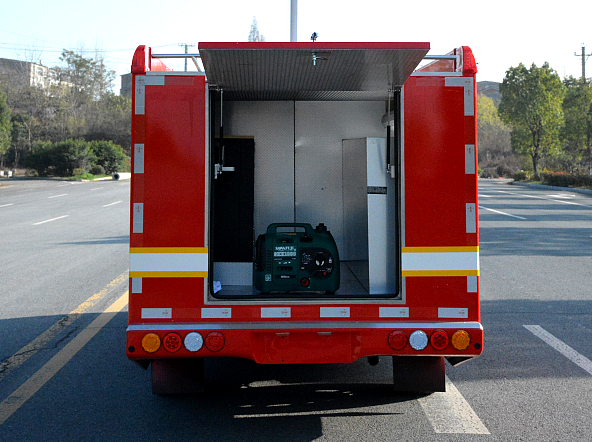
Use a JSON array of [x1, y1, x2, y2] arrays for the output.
[[134, 144, 144, 173], [466, 203, 476, 233], [445, 77, 474, 116], [127, 321, 483, 332], [133, 203, 143, 233], [438, 308, 468, 319], [131, 277, 142, 294], [465, 144, 475, 174], [467, 276, 478, 293], [134, 75, 165, 115]]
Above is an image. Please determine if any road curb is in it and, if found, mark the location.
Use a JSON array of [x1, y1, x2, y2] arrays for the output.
[[510, 181, 592, 196]]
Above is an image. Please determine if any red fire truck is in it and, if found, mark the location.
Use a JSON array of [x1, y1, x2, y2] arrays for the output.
[[126, 42, 482, 394]]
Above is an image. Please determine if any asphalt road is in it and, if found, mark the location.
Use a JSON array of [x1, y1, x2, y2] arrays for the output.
[[0, 178, 591, 441]]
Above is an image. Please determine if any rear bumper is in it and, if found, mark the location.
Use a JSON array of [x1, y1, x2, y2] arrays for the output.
[[127, 321, 483, 364]]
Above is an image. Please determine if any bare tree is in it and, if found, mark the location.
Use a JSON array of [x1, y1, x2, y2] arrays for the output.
[[248, 17, 266, 42]]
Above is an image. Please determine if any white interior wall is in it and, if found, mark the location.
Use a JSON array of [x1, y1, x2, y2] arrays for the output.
[[225, 100, 386, 253]]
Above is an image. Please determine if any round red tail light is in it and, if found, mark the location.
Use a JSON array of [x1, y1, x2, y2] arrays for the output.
[[388, 330, 407, 350], [163, 332, 182, 352], [205, 332, 225, 352], [430, 330, 449, 350]]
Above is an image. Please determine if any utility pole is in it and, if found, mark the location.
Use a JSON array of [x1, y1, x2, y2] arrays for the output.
[[574, 44, 592, 82], [290, 0, 297, 42], [178, 43, 195, 71]]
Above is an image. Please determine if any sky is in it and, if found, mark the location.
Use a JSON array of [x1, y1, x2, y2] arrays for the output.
[[1, 0, 590, 92]]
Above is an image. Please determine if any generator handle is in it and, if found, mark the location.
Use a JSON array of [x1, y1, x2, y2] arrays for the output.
[[266, 223, 315, 236]]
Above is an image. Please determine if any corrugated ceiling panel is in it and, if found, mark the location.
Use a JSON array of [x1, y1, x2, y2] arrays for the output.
[[200, 43, 429, 101]]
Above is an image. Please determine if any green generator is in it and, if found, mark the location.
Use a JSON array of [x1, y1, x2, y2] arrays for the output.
[[254, 223, 340, 294]]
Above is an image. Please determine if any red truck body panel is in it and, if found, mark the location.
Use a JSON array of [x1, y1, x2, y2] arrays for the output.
[[126, 43, 482, 367]]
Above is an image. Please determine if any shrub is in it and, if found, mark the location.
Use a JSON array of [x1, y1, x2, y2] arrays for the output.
[[513, 171, 528, 181], [540, 172, 592, 188], [73, 168, 86, 176], [480, 167, 499, 178], [25, 141, 54, 176], [78, 172, 95, 180], [90, 140, 128, 174], [90, 164, 106, 175]]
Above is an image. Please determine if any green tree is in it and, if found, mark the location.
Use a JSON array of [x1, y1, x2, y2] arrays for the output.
[[499, 62, 565, 179], [561, 77, 592, 174], [477, 94, 512, 162], [9, 113, 37, 169], [0, 87, 12, 168], [85, 93, 132, 154]]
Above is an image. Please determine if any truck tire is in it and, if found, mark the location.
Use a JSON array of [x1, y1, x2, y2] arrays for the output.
[[151, 358, 205, 394], [392, 356, 446, 393]]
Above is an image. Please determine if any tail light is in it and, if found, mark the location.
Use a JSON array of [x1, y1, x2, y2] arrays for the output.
[[388, 330, 407, 350], [451, 330, 471, 351], [430, 330, 449, 350], [184, 332, 204, 352], [163, 333, 182, 352], [409, 330, 428, 351], [205, 332, 225, 352], [141, 333, 161, 353]]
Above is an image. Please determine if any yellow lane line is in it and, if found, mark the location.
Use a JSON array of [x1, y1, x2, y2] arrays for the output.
[[0, 291, 129, 426], [0, 272, 127, 382]]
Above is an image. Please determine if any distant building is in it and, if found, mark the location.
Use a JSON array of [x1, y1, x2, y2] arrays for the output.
[[477, 81, 501, 105], [120, 73, 132, 98], [0, 58, 62, 89]]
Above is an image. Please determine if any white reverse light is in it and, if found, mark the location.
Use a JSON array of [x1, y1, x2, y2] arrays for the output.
[[409, 330, 428, 351], [184, 332, 204, 352]]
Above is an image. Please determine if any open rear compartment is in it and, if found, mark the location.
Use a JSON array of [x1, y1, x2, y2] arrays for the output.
[[200, 42, 429, 301]]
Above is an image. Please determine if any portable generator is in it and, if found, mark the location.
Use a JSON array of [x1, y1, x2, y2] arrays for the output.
[[254, 223, 340, 294]]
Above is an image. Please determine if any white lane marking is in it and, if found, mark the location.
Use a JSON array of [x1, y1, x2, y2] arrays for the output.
[[33, 215, 69, 225], [497, 190, 592, 208], [417, 375, 490, 434], [479, 205, 527, 220], [524, 325, 592, 376], [48, 194, 68, 199], [0, 203, 14, 208], [103, 200, 122, 207], [90, 187, 104, 191], [548, 194, 576, 199]]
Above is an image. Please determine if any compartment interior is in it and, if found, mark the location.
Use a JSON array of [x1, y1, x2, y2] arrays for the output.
[[210, 100, 400, 299]]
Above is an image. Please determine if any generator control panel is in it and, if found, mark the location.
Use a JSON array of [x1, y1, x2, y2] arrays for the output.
[[254, 223, 340, 294]]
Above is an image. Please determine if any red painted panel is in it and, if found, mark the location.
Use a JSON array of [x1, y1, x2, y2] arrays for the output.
[[404, 76, 468, 247], [141, 76, 206, 247]]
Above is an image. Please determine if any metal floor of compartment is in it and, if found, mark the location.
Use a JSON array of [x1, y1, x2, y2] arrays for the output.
[[214, 261, 370, 297]]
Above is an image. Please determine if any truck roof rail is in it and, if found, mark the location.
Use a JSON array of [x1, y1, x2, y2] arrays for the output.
[[151, 53, 202, 71]]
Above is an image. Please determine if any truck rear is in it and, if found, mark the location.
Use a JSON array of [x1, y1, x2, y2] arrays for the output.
[[126, 42, 482, 394]]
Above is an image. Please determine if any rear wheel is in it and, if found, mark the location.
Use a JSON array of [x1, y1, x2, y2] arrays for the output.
[[392, 356, 446, 393], [151, 358, 205, 395]]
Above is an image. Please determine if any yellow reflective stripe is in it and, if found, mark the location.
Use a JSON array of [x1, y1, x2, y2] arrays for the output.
[[401, 246, 480, 277], [130, 247, 208, 253], [129, 271, 208, 278], [402, 270, 480, 277], [402, 246, 478, 253]]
